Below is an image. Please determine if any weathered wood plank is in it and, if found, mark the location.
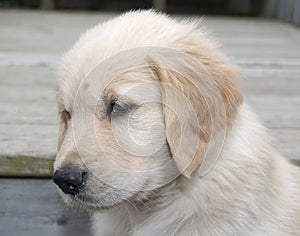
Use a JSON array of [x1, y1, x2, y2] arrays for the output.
[[0, 179, 92, 236], [0, 155, 54, 177], [245, 96, 300, 129], [269, 128, 300, 161], [0, 124, 57, 158]]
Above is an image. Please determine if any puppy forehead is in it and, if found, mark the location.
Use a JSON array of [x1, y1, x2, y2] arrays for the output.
[[57, 66, 160, 109], [104, 71, 162, 104]]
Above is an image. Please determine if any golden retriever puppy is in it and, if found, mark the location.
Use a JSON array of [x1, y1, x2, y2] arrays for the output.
[[53, 10, 300, 236]]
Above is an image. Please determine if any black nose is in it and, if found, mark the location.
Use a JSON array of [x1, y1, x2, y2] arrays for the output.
[[53, 167, 86, 195]]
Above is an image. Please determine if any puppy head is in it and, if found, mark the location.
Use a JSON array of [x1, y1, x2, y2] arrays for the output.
[[54, 11, 242, 210]]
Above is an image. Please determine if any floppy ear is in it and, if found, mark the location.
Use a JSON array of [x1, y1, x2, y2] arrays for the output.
[[148, 48, 243, 178]]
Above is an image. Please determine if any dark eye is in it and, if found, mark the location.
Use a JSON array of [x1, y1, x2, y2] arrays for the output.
[[109, 100, 134, 117], [110, 102, 127, 115]]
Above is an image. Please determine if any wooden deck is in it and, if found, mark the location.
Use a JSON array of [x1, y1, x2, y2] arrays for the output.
[[0, 179, 92, 236], [0, 10, 299, 235]]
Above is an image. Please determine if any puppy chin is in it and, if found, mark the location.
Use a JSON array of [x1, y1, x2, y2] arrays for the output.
[[56, 187, 132, 212]]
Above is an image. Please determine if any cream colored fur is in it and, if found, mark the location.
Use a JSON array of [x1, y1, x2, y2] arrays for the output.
[[55, 10, 300, 236]]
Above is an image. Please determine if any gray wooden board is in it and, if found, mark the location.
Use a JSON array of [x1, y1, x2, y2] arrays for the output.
[[0, 10, 299, 176], [0, 178, 92, 236]]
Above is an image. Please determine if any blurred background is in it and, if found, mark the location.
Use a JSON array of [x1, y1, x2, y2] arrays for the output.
[[0, 0, 299, 24], [0, 1, 299, 236]]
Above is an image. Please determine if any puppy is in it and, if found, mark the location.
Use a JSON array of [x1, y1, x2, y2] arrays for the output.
[[53, 10, 300, 235]]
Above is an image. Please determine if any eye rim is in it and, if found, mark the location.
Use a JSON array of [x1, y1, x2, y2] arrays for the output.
[[60, 109, 71, 121], [109, 99, 135, 117]]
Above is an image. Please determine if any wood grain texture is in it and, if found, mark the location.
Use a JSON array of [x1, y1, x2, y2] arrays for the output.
[[0, 155, 54, 177], [0, 179, 92, 236]]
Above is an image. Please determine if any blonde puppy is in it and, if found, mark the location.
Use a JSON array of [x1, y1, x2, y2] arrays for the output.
[[53, 10, 300, 236]]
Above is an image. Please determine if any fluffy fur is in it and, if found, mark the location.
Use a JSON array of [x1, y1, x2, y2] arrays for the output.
[[55, 10, 300, 235]]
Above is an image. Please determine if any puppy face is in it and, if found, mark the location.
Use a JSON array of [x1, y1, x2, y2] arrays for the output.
[[53, 11, 242, 211], [55, 65, 181, 210]]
